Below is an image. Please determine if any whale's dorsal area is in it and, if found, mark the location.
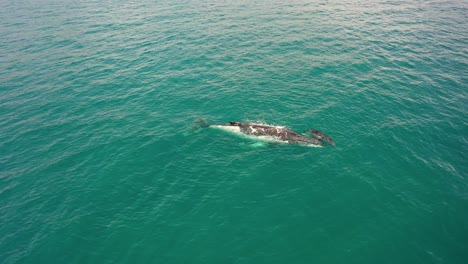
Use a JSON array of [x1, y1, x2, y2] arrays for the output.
[[210, 121, 331, 147]]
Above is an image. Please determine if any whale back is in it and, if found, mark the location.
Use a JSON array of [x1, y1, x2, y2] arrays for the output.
[[212, 122, 326, 147], [234, 123, 324, 146]]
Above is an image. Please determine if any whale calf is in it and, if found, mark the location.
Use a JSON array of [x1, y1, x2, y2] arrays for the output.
[[205, 121, 334, 147]]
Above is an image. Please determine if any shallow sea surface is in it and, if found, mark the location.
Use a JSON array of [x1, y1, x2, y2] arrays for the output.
[[1, 0, 467, 263]]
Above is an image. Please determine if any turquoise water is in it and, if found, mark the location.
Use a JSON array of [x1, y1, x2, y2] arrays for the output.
[[1, 0, 467, 263]]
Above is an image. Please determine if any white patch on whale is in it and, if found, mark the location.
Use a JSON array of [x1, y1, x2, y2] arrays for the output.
[[211, 125, 280, 143], [211, 125, 241, 133]]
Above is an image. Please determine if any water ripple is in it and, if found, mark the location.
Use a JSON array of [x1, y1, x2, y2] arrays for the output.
[[1, 0, 467, 263]]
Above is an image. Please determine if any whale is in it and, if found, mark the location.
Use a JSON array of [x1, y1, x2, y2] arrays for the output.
[[203, 121, 334, 147], [308, 129, 335, 146]]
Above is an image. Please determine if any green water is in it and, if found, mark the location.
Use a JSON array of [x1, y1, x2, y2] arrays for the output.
[[1, 0, 467, 263]]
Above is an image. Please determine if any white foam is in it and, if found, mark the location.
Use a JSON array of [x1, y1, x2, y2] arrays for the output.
[[249, 122, 286, 129], [304, 143, 323, 148]]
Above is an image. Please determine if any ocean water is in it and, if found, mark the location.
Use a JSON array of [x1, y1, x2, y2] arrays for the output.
[[1, 0, 467, 263]]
